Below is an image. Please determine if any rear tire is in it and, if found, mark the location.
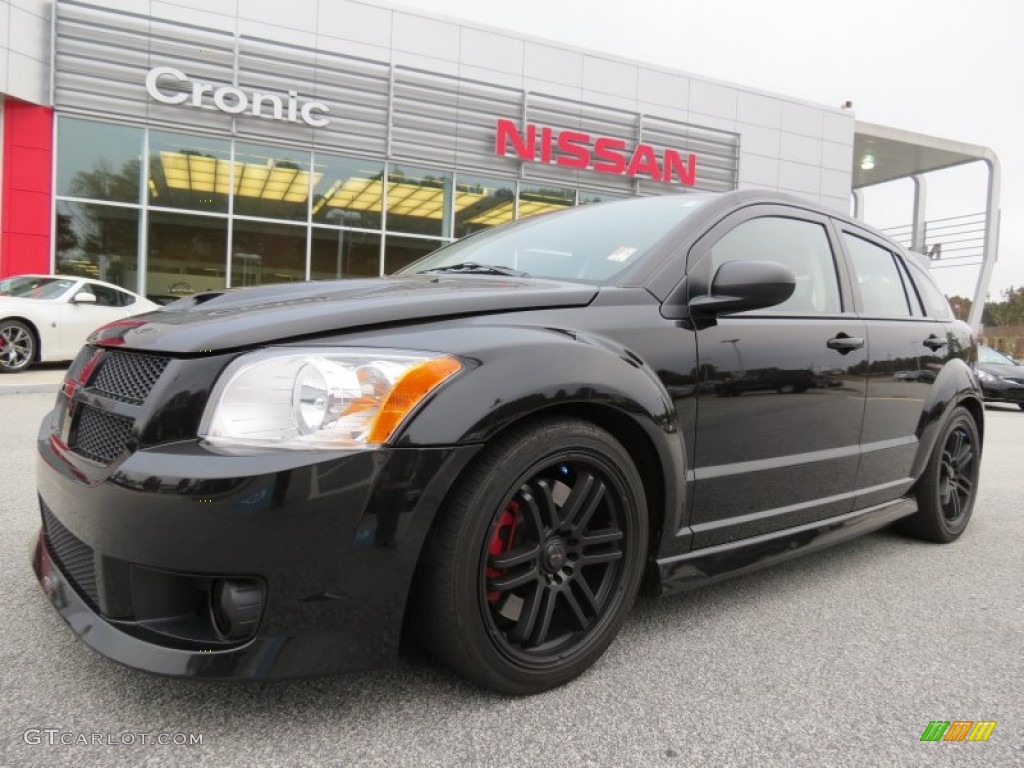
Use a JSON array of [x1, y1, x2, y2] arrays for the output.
[[0, 319, 36, 373], [414, 417, 647, 694], [898, 406, 981, 543]]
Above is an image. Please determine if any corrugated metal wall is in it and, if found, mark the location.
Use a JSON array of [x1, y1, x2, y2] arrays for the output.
[[54, 0, 739, 193]]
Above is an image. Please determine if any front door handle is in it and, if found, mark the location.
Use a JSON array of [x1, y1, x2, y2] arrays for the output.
[[923, 335, 948, 351], [827, 333, 865, 354]]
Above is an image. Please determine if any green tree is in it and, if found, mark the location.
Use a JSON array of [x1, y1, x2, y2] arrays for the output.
[[947, 295, 972, 321], [983, 286, 1024, 327]]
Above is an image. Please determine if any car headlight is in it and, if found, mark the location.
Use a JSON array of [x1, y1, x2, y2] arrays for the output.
[[199, 348, 462, 452], [975, 369, 997, 383]]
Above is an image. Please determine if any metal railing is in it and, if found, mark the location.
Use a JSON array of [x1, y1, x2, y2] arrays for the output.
[[879, 212, 987, 270]]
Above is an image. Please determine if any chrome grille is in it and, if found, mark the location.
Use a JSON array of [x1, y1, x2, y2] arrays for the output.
[[92, 350, 169, 404], [41, 500, 99, 608], [72, 405, 134, 464]]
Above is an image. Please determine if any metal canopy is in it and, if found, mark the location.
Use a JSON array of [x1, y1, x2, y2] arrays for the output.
[[853, 122, 991, 188], [852, 121, 1000, 330]]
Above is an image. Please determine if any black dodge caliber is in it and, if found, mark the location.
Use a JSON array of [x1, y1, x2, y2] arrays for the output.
[[33, 191, 984, 694]]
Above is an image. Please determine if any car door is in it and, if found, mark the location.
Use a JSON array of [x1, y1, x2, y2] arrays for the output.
[[686, 206, 868, 548], [838, 226, 955, 508]]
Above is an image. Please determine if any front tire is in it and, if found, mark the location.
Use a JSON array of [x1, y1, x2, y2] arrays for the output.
[[0, 319, 36, 373], [899, 406, 981, 543], [416, 418, 648, 694]]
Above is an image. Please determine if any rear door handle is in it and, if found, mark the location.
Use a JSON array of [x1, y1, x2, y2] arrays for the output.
[[827, 334, 865, 354], [923, 335, 948, 351]]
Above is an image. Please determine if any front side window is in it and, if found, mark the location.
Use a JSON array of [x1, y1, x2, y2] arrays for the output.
[[843, 233, 912, 317], [707, 217, 841, 313]]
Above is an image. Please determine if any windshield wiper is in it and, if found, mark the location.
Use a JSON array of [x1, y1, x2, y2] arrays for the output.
[[418, 262, 530, 277]]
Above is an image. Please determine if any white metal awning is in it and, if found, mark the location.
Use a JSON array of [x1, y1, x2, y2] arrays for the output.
[[852, 121, 1000, 329]]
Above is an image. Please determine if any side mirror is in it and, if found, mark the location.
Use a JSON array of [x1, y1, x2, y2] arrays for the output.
[[689, 260, 796, 319], [72, 291, 98, 304]]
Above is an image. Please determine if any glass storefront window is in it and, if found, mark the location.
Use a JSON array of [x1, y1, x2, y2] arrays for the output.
[[453, 174, 516, 238], [310, 228, 382, 280], [53, 118, 622, 297], [55, 201, 139, 289], [232, 143, 314, 221], [232, 219, 308, 287], [148, 130, 232, 213], [517, 183, 575, 221], [57, 118, 143, 203], [146, 211, 227, 302], [311, 154, 385, 230], [385, 166, 451, 237], [383, 235, 445, 274], [578, 190, 626, 205]]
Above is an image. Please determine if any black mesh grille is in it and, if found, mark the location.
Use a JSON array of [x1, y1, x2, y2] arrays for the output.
[[92, 351, 169, 404], [41, 500, 99, 608], [72, 405, 134, 464]]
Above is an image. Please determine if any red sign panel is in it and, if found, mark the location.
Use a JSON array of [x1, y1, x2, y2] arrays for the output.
[[495, 119, 697, 186]]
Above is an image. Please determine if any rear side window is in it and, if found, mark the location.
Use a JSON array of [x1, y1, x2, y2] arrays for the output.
[[843, 233, 912, 317], [707, 217, 841, 313], [86, 285, 135, 307], [906, 260, 952, 319]]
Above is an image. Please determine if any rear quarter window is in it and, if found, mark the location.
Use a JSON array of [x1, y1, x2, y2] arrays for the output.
[[906, 259, 952, 320]]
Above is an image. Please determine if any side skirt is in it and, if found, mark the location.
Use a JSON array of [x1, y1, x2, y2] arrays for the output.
[[655, 497, 917, 596]]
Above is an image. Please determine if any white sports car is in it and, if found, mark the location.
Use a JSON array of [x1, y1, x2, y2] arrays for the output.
[[0, 275, 160, 373]]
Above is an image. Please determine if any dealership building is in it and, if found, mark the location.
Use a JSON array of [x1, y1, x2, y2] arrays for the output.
[[0, 0, 1000, 321]]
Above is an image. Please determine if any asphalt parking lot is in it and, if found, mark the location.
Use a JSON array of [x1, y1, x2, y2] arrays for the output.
[[0, 385, 1021, 767]]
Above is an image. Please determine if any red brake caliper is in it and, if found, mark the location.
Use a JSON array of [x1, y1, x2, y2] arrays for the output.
[[486, 500, 520, 604]]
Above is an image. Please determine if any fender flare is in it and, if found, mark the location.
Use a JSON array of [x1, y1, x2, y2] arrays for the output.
[[909, 358, 984, 481], [394, 325, 688, 543]]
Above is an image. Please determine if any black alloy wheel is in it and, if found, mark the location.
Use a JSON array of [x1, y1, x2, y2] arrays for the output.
[[898, 406, 981, 543], [415, 418, 647, 694], [936, 422, 977, 526], [482, 458, 628, 664]]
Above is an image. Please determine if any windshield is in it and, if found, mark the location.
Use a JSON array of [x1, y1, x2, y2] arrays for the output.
[[0, 276, 77, 300], [397, 195, 710, 282], [978, 346, 1016, 366]]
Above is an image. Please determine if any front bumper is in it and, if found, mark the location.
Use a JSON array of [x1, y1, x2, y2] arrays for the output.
[[33, 415, 478, 679], [980, 379, 1024, 405]]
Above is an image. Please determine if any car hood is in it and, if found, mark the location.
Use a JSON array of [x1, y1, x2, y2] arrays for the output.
[[89, 275, 598, 354], [977, 361, 1024, 381]]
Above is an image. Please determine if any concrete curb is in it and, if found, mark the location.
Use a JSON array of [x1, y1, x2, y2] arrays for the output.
[[0, 385, 60, 396]]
